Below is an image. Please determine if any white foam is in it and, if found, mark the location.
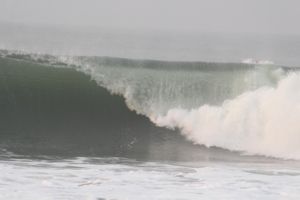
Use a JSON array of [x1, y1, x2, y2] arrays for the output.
[[1, 156, 299, 200], [153, 73, 300, 159]]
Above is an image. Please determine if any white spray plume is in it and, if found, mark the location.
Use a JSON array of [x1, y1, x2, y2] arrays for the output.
[[153, 73, 300, 159]]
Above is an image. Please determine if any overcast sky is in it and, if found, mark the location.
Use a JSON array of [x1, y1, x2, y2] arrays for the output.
[[1, 0, 300, 35]]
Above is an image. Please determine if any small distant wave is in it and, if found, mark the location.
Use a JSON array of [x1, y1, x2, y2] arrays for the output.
[[242, 58, 274, 65]]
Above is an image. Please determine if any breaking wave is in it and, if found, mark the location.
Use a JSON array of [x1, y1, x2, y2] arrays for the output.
[[0, 50, 299, 159]]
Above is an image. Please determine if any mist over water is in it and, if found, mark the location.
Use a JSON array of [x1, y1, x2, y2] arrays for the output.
[[1, 23, 300, 66]]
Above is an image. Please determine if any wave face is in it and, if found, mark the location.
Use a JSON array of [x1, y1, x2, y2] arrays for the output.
[[0, 50, 300, 159]]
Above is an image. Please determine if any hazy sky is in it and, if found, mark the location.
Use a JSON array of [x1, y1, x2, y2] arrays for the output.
[[1, 0, 300, 35]]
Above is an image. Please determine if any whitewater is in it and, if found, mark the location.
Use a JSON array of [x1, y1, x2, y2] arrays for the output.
[[154, 73, 300, 159]]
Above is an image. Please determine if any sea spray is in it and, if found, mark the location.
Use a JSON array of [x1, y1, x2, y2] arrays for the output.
[[153, 73, 300, 159]]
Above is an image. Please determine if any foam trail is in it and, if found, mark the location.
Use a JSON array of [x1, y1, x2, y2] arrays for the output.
[[153, 73, 300, 159]]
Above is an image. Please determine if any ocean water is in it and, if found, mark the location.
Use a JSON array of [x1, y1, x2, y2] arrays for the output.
[[1, 153, 300, 200], [0, 24, 300, 199]]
